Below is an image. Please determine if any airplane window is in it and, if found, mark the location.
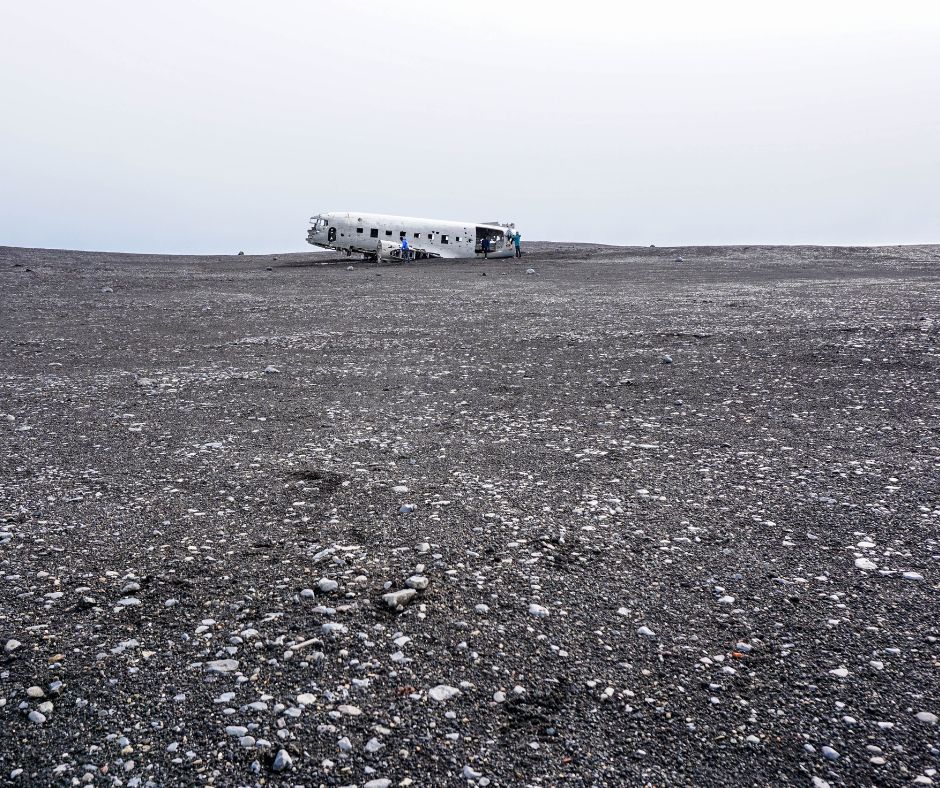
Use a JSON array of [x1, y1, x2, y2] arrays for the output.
[[456, 236, 460, 242], [385, 230, 392, 236], [427, 234, 432, 240], [441, 235, 449, 244], [370, 229, 378, 238], [356, 227, 363, 234], [399, 231, 406, 238], [413, 233, 419, 239]]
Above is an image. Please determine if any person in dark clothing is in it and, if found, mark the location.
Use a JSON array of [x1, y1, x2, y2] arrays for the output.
[[481, 236, 491, 259], [513, 231, 522, 258]]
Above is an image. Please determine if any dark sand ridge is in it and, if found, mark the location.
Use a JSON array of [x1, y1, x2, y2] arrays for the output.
[[1, 244, 938, 786]]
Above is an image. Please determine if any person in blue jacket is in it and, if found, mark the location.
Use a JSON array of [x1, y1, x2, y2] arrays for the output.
[[513, 231, 522, 258], [400, 235, 409, 260]]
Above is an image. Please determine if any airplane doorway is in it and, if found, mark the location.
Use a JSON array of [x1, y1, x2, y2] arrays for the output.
[[328, 227, 337, 243], [475, 226, 504, 252]]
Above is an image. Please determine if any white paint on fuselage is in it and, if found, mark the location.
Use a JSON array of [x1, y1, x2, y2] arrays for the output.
[[307, 211, 516, 260]]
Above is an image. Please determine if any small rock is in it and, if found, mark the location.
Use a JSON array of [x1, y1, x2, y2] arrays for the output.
[[821, 746, 840, 761], [637, 626, 656, 639], [205, 659, 239, 673], [264, 365, 280, 374], [528, 603, 549, 618], [297, 693, 316, 705], [903, 571, 924, 581], [405, 575, 429, 591], [272, 749, 292, 772], [855, 557, 878, 571], [915, 711, 938, 724], [428, 685, 461, 702], [337, 704, 361, 716], [318, 578, 338, 593], [225, 726, 248, 737], [28, 710, 46, 724], [525, 268, 536, 275], [463, 764, 483, 780], [383, 589, 417, 610], [26, 686, 44, 698], [3, 639, 21, 654]]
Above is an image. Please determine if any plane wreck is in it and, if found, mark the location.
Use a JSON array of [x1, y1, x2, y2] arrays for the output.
[[307, 212, 518, 261]]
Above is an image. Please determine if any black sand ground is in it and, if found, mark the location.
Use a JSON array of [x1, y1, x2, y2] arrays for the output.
[[1, 243, 939, 787]]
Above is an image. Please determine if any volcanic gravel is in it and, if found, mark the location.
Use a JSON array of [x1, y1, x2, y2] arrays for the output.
[[1, 243, 939, 787]]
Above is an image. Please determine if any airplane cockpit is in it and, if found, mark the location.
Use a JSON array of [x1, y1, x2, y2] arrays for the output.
[[308, 215, 336, 245]]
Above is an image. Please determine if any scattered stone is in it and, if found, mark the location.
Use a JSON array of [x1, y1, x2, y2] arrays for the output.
[[272, 749, 292, 772], [317, 578, 338, 593], [205, 659, 239, 673], [855, 557, 878, 571], [428, 685, 461, 702], [383, 589, 417, 610]]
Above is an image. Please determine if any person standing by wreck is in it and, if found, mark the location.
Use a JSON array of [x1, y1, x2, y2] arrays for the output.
[[481, 235, 491, 259], [400, 235, 409, 261], [513, 231, 522, 258]]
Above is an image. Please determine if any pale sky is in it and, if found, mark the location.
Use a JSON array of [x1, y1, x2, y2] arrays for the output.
[[1, 0, 938, 253]]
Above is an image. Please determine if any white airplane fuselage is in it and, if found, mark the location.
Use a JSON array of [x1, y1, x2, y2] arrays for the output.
[[307, 211, 517, 260]]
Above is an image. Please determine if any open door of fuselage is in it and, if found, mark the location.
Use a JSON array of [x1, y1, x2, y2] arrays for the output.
[[475, 226, 505, 253]]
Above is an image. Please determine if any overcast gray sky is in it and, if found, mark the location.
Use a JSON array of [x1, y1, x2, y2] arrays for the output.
[[1, 0, 938, 253]]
